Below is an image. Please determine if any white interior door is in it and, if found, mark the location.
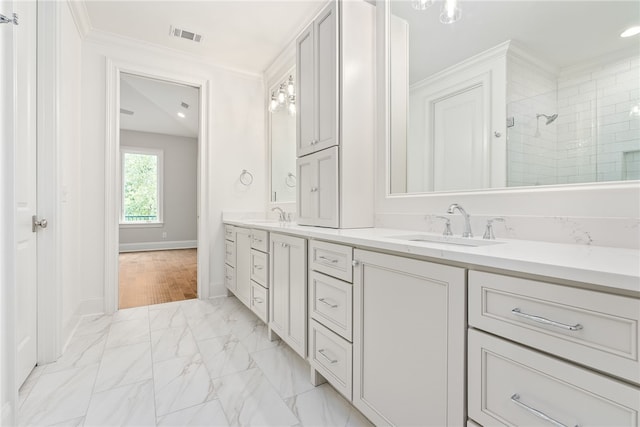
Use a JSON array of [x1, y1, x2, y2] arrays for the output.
[[433, 85, 485, 191], [13, 0, 38, 388]]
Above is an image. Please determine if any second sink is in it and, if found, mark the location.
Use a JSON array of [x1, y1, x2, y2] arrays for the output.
[[387, 234, 505, 247]]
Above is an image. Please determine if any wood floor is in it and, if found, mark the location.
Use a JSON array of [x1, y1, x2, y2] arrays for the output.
[[119, 249, 197, 309]]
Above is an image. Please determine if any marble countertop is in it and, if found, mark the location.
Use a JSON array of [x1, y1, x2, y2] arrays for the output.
[[223, 219, 640, 295]]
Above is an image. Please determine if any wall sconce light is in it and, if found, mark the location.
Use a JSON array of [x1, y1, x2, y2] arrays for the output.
[[270, 75, 296, 116], [413, 0, 462, 25]]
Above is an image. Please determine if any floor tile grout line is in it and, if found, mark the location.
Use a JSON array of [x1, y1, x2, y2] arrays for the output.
[[147, 304, 159, 426], [80, 314, 115, 424]]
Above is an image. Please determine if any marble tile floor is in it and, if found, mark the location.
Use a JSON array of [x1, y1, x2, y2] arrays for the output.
[[18, 296, 373, 427]]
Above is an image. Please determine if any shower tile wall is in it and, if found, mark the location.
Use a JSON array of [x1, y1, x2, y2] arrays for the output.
[[506, 49, 640, 187], [556, 53, 640, 183], [507, 54, 558, 187]]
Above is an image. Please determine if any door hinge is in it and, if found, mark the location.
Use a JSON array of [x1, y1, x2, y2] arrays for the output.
[[0, 13, 18, 25]]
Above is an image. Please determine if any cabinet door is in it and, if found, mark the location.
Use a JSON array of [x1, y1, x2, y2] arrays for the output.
[[287, 235, 307, 358], [353, 249, 466, 426], [296, 154, 316, 226], [234, 228, 252, 307], [314, 1, 338, 152], [296, 23, 315, 157], [269, 233, 307, 359], [269, 235, 289, 338], [315, 146, 339, 228]]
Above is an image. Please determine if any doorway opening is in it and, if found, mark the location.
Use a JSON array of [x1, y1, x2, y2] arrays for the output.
[[117, 73, 200, 309]]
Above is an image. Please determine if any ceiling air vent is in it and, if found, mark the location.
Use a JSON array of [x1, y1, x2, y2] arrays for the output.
[[169, 26, 202, 43]]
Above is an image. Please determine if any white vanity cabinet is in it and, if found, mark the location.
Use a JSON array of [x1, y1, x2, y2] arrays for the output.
[[228, 227, 270, 322], [295, 0, 375, 229], [224, 225, 236, 292], [233, 227, 252, 307], [308, 240, 355, 399], [269, 233, 307, 358], [467, 271, 640, 426], [352, 249, 466, 427]]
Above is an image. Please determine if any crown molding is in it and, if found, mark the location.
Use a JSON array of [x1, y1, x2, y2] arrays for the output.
[[66, 0, 92, 40], [85, 28, 263, 79]]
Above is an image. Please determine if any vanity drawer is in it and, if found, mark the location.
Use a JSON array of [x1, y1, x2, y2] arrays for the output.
[[250, 281, 268, 323], [468, 329, 640, 427], [224, 240, 235, 267], [250, 229, 269, 252], [309, 240, 353, 283], [309, 319, 352, 400], [250, 249, 269, 288], [309, 271, 352, 341], [469, 270, 640, 384], [225, 264, 235, 291], [224, 225, 235, 241]]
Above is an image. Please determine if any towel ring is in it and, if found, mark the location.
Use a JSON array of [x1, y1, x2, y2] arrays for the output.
[[240, 169, 254, 186], [285, 172, 296, 188]]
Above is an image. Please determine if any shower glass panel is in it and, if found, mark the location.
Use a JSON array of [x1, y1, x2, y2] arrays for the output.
[[507, 54, 640, 187]]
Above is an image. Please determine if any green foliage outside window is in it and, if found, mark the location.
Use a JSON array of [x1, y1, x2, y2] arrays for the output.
[[123, 152, 158, 222]]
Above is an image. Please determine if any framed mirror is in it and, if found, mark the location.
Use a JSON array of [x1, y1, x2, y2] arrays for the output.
[[269, 67, 297, 203], [386, 0, 640, 195]]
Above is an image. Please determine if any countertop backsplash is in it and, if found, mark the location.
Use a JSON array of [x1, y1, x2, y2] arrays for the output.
[[375, 213, 640, 250]]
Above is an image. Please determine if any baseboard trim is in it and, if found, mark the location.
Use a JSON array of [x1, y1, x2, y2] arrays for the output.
[[119, 240, 197, 253]]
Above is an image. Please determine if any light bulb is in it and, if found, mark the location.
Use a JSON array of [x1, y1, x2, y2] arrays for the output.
[[440, 0, 461, 24], [411, 0, 433, 10], [620, 26, 640, 38], [288, 102, 296, 116], [287, 76, 295, 96], [277, 85, 286, 104], [269, 92, 278, 112]]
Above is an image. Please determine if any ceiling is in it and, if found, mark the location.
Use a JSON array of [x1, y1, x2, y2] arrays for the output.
[[83, 0, 325, 74], [392, 1, 640, 84], [120, 73, 200, 138]]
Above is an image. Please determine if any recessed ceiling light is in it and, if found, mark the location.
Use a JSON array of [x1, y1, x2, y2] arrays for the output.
[[177, 112, 185, 118], [620, 26, 640, 38]]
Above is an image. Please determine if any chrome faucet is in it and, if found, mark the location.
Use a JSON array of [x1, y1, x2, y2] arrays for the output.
[[271, 207, 286, 222], [447, 203, 473, 238]]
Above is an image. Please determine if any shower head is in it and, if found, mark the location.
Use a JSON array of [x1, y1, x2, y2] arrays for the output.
[[536, 113, 558, 125]]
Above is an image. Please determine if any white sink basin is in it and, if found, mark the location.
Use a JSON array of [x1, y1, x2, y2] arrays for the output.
[[387, 234, 504, 247]]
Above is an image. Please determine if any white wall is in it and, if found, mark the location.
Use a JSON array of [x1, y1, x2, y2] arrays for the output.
[[119, 130, 197, 249], [59, 0, 85, 347], [80, 34, 265, 306]]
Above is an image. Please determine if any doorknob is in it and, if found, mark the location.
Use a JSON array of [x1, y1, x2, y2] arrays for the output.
[[32, 215, 48, 232]]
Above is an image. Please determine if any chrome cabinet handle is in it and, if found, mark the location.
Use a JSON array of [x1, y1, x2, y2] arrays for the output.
[[32, 216, 48, 232], [0, 13, 18, 25], [279, 242, 288, 248], [310, 139, 318, 146], [511, 308, 583, 331], [252, 238, 263, 243], [318, 256, 338, 264], [352, 260, 359, 267], [254, 265, 264, 270], [252, 297, 263, 304], [310, 187, 318, 192], [318, 298, 338, 308], [511, 394, 578, 427], [318, 349, 337, 364]]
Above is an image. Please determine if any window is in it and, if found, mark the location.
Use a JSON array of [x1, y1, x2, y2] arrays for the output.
[[120, 146, 163, 225]]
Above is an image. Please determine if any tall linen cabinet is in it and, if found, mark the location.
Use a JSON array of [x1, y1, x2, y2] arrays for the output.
[[296, 0, 375, 228]]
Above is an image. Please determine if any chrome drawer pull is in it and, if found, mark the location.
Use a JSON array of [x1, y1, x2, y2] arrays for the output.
[[252, 297, 263, 304], [318, 298, 338, 308], [511, 308, 583, 331], [511, 394, 578, 427], [318, 255, 339, 264], [280, 242, 288, 248], [254, 265, 264, 270], [253, 238, 263, 243], [318, 348, 337, 364]]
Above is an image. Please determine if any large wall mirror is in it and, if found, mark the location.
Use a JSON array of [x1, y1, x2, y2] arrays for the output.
[[387, 0, 640, 195], [269, 67, 297, 203]]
